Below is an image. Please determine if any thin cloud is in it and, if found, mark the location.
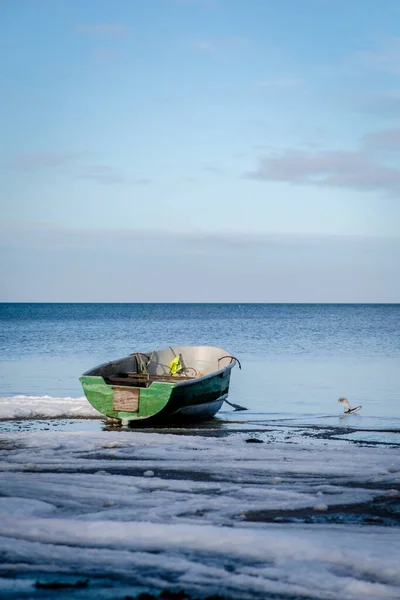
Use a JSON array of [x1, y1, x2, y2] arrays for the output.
[[195, 39, 218, 53], [2, 224, 399, 303], [12, 152, 86, 170], [172, 0, 220, 7], [203, 163, 224, 176], [353, 90, 400, 117], [11, 152, 123, 185], [3, 222, 397, 252], [76, 165, 123, 185], [76, 24, 130, 37], [361, 129, 400, 153], [193, 36, 249, 55], [93, 49, 123, 62], [135, 178, 153, 186], [352, 36, 400, 74], [256, 78, 301, 89], [246, 131, 400, 195]]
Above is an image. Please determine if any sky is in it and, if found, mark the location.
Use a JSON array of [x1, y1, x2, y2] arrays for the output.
[[1, 0, 399, 302]]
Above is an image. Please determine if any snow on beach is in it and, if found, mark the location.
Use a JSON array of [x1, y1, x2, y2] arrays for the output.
[[0, 421, 400, 599], [0, 395, 101, 420]]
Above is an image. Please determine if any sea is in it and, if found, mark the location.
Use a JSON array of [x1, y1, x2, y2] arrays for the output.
[[0, 303, 399, 438]]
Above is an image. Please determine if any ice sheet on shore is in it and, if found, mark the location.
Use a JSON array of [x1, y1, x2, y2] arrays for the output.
[[0, 395, 101, 420], [0, 430, 399, 599]]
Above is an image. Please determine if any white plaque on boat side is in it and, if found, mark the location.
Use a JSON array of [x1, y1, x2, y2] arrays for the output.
[[113, 387, 140, 412]]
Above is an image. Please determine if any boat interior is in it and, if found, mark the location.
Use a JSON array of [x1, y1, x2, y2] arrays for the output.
[[83, 346, 239, 388]]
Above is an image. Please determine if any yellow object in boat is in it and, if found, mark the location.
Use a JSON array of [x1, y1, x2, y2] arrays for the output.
[[169, 354, 182, 375]]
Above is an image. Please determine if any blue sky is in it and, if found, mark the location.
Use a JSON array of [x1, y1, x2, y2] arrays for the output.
[[1, 0, 399, 301]]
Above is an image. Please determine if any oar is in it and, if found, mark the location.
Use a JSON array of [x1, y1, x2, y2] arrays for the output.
[[224, 398, 248, 411]]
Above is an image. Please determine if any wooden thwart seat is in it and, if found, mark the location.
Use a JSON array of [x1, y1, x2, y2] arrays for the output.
[[105, 372, 196, 388]]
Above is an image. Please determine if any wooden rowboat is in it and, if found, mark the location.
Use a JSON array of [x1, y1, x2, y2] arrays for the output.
[[79, 346, 241, 424]]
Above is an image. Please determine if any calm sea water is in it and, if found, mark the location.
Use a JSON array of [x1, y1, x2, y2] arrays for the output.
[[1, 303, 399, 424]]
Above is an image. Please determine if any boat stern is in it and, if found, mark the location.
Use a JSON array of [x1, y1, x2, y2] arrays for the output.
[[79, 376, 175, 422]]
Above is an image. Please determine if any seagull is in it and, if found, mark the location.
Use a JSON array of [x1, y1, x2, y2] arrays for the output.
[[338, 397, 362, 414]]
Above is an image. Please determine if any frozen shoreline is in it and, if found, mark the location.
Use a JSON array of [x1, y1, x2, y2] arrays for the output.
[[0, 395, 102, 420], [1, 426, 400, 600]]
